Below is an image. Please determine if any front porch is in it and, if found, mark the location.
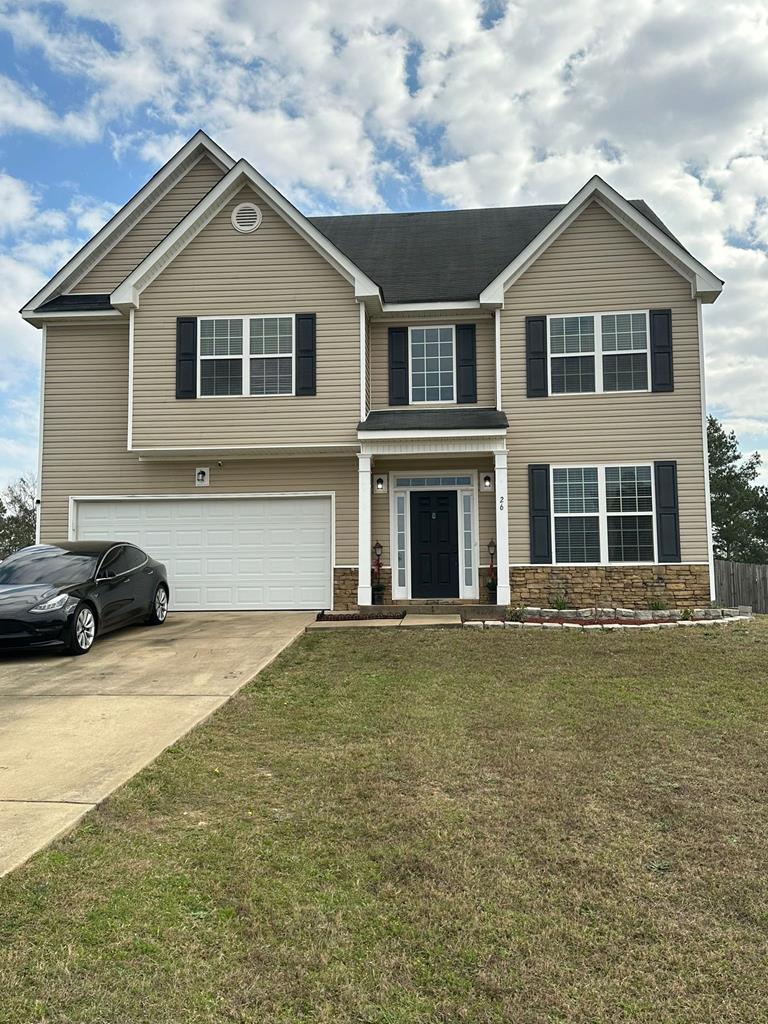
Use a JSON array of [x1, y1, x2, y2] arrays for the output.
[[354, 409, 511, 608]]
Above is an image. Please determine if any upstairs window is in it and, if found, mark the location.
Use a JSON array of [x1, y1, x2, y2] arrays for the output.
[[409, 326, 455, 403], [199, 318, 243, 397], [548, 312, 650, 395], [198, 315, 294, 397], [249, 316, 293, 396]]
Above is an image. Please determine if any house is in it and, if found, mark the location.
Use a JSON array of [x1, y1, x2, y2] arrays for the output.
[[22, 131, 722, 612]]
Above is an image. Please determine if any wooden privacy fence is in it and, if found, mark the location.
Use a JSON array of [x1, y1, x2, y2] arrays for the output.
[[714, 560, 768, 613]]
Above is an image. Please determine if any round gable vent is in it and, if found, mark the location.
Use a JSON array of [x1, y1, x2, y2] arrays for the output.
[[231, 202, 263, 233]]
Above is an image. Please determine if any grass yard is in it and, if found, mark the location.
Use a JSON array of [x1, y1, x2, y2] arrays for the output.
[[2, 620, 768, 1023]]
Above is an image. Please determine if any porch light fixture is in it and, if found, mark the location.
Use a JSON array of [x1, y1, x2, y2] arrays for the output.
[[482, 473, 494, 491], [373, 540, 383, 560], [374, 475, 387, 494], [487, 539, 497, 559]]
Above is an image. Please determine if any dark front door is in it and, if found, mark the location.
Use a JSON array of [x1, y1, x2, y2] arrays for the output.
[[410, 491, 459, 598]]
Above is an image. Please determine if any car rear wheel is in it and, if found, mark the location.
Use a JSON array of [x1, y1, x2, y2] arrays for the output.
[[146, 584, 168, 625], [65, 603, 96, 656]]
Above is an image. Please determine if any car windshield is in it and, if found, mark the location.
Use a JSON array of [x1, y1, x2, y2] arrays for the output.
[[0, 547, 98, 587]]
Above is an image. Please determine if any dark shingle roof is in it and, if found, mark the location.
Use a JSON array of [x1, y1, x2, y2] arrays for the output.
[[36, 293, 113, 312], [359, 408, 509, 432], [311, 199, 678, 304]]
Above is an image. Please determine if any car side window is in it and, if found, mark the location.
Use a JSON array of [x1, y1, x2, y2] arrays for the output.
[[122, 545, 147, 571], [98, 546, 126, 579]]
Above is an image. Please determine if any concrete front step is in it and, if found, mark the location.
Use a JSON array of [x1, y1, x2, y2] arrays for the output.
[[362, 603, 506, 619]]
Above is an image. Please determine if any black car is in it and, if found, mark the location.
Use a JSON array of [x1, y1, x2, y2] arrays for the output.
[[0, 542, 169, 655]]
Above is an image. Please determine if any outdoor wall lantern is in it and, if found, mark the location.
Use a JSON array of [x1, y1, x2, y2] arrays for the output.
[[482, 473, 494, 491], [487, 539, 497, 560], [374, 475, 388, 493], [373, 540, 383, 560]]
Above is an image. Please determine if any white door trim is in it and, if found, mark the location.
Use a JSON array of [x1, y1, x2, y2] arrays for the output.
[[388, 471, 479, 601], [69, 491, 336, 611]]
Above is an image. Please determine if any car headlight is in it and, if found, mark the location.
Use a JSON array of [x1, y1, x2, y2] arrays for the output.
[[30, 593, 70, 613]]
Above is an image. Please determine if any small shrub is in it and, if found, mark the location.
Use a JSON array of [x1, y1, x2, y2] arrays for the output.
[[648, 598, 667, 611], [507, 605, 525, 622], [549, 588, 569, 611], [681, 607, 693, 620]]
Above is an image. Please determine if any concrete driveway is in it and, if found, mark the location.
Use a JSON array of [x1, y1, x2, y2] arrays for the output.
[[0, 611, 314, 876]]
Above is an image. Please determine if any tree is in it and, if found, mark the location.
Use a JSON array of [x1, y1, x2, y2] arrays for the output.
[[708, 417, 768, 563], [0, 475, 37, 559]]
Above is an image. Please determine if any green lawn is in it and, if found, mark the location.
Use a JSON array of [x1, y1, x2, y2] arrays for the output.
[[2, 620, 768, 1023]]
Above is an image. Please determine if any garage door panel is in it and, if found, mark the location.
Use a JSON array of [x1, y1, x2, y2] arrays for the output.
[[75, 496, 332, 611]]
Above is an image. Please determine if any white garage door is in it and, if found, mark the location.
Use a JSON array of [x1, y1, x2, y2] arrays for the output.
[[73, 496, 332, 611]]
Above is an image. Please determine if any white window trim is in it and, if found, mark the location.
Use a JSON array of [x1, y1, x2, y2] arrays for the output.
[[550, 462, 658, 566], [196, 314, 296, 399], [389, 470, 479, 600], [547, 310, 651, 396], [408, 324, 457, 405]]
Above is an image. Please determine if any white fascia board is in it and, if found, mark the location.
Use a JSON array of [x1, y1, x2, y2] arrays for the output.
[[20, 308, 125, 328], [479, 175, 723, 306], [133, 442, 359, 460], [23, 131, 236, 314], [378, 300, 482, 313], [112, 160, 381, 310], [357, 427, 508, 440]]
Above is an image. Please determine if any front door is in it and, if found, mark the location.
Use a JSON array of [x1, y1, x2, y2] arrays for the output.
[[410, 491, 459, 598]]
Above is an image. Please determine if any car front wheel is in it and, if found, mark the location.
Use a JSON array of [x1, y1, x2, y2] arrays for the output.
[[65, 603, 97, 656], [146, 584, 169, 625]]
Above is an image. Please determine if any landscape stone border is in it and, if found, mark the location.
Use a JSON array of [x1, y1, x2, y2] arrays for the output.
[[464, 606, 752, 630]]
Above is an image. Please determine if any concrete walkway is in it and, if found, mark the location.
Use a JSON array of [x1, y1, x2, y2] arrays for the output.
[[307, 613, 462, 630], [0, 611, 313, 876]]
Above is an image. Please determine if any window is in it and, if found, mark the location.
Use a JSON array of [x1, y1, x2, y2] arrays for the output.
[[552, 465, 656, 564], [395, 493, 407, 589], [250, 316, 293, 395], [199, 318, 243, 396], [552, 467, 601, 563], [122, 545, 148, 571], [410, 326, 455, 403], [198, 316, 294, 397], [548, 312, 650, 394], [605, 465, 654, 561], [602, 313, 648, 392]]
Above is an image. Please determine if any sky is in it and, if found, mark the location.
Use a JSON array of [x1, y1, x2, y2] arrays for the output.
[[0, 0, 767, 491]]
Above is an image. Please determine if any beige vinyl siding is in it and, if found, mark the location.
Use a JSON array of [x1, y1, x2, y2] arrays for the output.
[[131, 185, 361, 448], [72, 156, 226, 294], [501, 200, 708, 563], [369, 312, 496, 409], [370, 455, 496, 567], [39, 320, 358, 563]]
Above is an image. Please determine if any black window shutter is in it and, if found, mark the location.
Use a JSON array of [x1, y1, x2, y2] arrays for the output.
[[455, 323, 477, 404], [654, 460, 681, 562], [650, 309, 674, 392], [526, 316, 548, 398], [295, 313, 316, 396], [176, 317, 197, 399], [388, 327, 409, 405], [529, 464, 552, 563]]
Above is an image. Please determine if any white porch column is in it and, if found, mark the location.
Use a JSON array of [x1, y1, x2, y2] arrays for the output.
[[494, 449, 510, 604], [357, 453, 372, 605]]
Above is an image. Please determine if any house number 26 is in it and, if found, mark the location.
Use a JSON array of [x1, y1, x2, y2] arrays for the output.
[[499, 495, 505, 511]]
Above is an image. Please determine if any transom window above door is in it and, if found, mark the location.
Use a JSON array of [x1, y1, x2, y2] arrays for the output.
[[409, 326, 455, 403], [548, 311, 650, 395], [198, 315, 295, 397]]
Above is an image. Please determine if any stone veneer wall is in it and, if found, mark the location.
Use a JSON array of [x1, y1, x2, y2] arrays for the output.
[[508, 565, 710, 609], [334, 565, 710, 610], [333, 567, 393, 610]]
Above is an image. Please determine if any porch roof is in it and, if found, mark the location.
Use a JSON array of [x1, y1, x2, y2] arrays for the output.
[[358, 408, 508, 432]]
